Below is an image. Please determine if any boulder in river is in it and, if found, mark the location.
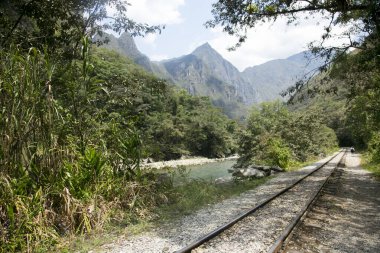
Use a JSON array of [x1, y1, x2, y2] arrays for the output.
[[230, 165, 284, 179]]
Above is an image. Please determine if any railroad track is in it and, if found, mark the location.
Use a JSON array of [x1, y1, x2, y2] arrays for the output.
[[175, 150, 347, 253]]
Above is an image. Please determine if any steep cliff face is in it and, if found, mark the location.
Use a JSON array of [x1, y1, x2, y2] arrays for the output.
[[242, 59, 306, 102], [158, 44, 325, 108], [159, 43, 259, 118], [161, 43, 257, 102], [94, 32, 157, 73], [96, 32, 324, 119]]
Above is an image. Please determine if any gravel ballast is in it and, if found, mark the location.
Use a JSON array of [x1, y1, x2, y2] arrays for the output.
[[192, 152, 343, 252], [93, 153, 341, 253]]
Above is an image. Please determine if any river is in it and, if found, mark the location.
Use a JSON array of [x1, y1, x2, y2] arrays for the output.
[[184, 159, 236, 181]]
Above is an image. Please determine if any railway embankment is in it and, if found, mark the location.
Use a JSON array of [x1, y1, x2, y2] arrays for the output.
[[95, 152, 350, 252]]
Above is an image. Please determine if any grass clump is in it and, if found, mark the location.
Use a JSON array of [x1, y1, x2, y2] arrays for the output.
[[152, 166, 269, 221], [60, 156, 330, 251], [362, 153, 380, 179], [62, 167, 268, 252], [157, 178, 267, 219]]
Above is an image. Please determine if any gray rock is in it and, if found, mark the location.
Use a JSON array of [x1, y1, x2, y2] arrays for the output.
[[227, 168, 235, 173], [230, 164, 284, 179], [232, 168, 266, 179], [214, 176, 232, 184], [270, 166, 284, 172]]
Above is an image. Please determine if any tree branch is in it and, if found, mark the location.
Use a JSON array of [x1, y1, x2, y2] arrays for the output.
[[1, 0, 37, 47]]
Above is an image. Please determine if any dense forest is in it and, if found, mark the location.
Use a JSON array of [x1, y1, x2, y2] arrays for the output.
[[235, 101, 337, 169], [1, 0, 379, 252]]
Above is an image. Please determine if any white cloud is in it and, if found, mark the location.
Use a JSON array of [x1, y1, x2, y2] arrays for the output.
[[109, 1, 353, 71], [108, 0, 185, 48], [139, 33, 158, 45], [207, 15, 349, 71], [126, 0, 185, 25], [150, 54, 170, 61]]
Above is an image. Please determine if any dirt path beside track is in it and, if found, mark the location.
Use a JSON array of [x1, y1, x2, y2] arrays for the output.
[[285, 153, 380, 253]]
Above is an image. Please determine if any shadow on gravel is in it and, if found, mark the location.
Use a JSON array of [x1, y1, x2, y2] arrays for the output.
[[286, 155, 380, 253]]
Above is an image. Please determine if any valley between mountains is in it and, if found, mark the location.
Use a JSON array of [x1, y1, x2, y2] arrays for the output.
[[97, 32, 325, 119]]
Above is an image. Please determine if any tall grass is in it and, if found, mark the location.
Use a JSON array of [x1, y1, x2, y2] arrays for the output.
[[0, 44, 166, 252], [362, 152, 380, 178], [62, 169, 269, 252], [0, 46, 63, 251]]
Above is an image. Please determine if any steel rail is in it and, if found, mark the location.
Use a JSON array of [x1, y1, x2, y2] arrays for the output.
[[268, 149, 347, 253], [175, 150, 344, 253]]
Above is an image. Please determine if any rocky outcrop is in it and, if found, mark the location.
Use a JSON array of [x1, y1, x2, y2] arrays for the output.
[[160, 43, 252, 119], [229, 165, 284, 179], [94, 32, 158, 73], [142, 156, 238, 169]]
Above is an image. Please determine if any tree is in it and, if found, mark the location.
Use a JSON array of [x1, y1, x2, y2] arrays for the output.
[[235, 101, 338, 168], [208, 1, 380, 159], [207, 0, 379, 96], [207, 0, 379, 51], [0, 0, 162, 58]]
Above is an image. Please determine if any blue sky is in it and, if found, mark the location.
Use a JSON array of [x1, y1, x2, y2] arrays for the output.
[[134, 0, 214, 60], [124, 0, 346, 71]]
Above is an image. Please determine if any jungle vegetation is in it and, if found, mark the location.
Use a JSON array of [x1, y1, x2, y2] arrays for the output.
[[0, 37, 240, 252], [235, 101, 338, 169], [0, 1, 238, 251], [1, 0, 379, 251]]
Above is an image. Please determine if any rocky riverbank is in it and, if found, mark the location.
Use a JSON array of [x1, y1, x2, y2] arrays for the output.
[[229, 165, 284, 179], [142, 155, 239, 169]]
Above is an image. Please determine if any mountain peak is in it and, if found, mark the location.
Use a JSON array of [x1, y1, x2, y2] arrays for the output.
[[199, 42, 212, 48], [97, 32, 156, 72], [192, 42, 217, 55]]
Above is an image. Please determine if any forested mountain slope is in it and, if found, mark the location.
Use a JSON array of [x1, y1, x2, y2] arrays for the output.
[[159, 43, 252, 119], [94, 33, 164, 74], [97, 33, 325, 119], [287, 50, 379, 150], [288, 79, 350, 147], [89, 47, 239, 160]]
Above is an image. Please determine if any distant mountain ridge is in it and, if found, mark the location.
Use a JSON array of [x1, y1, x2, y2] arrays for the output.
[[242, 51, 325, 101], [95, 32, 324, 119]]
